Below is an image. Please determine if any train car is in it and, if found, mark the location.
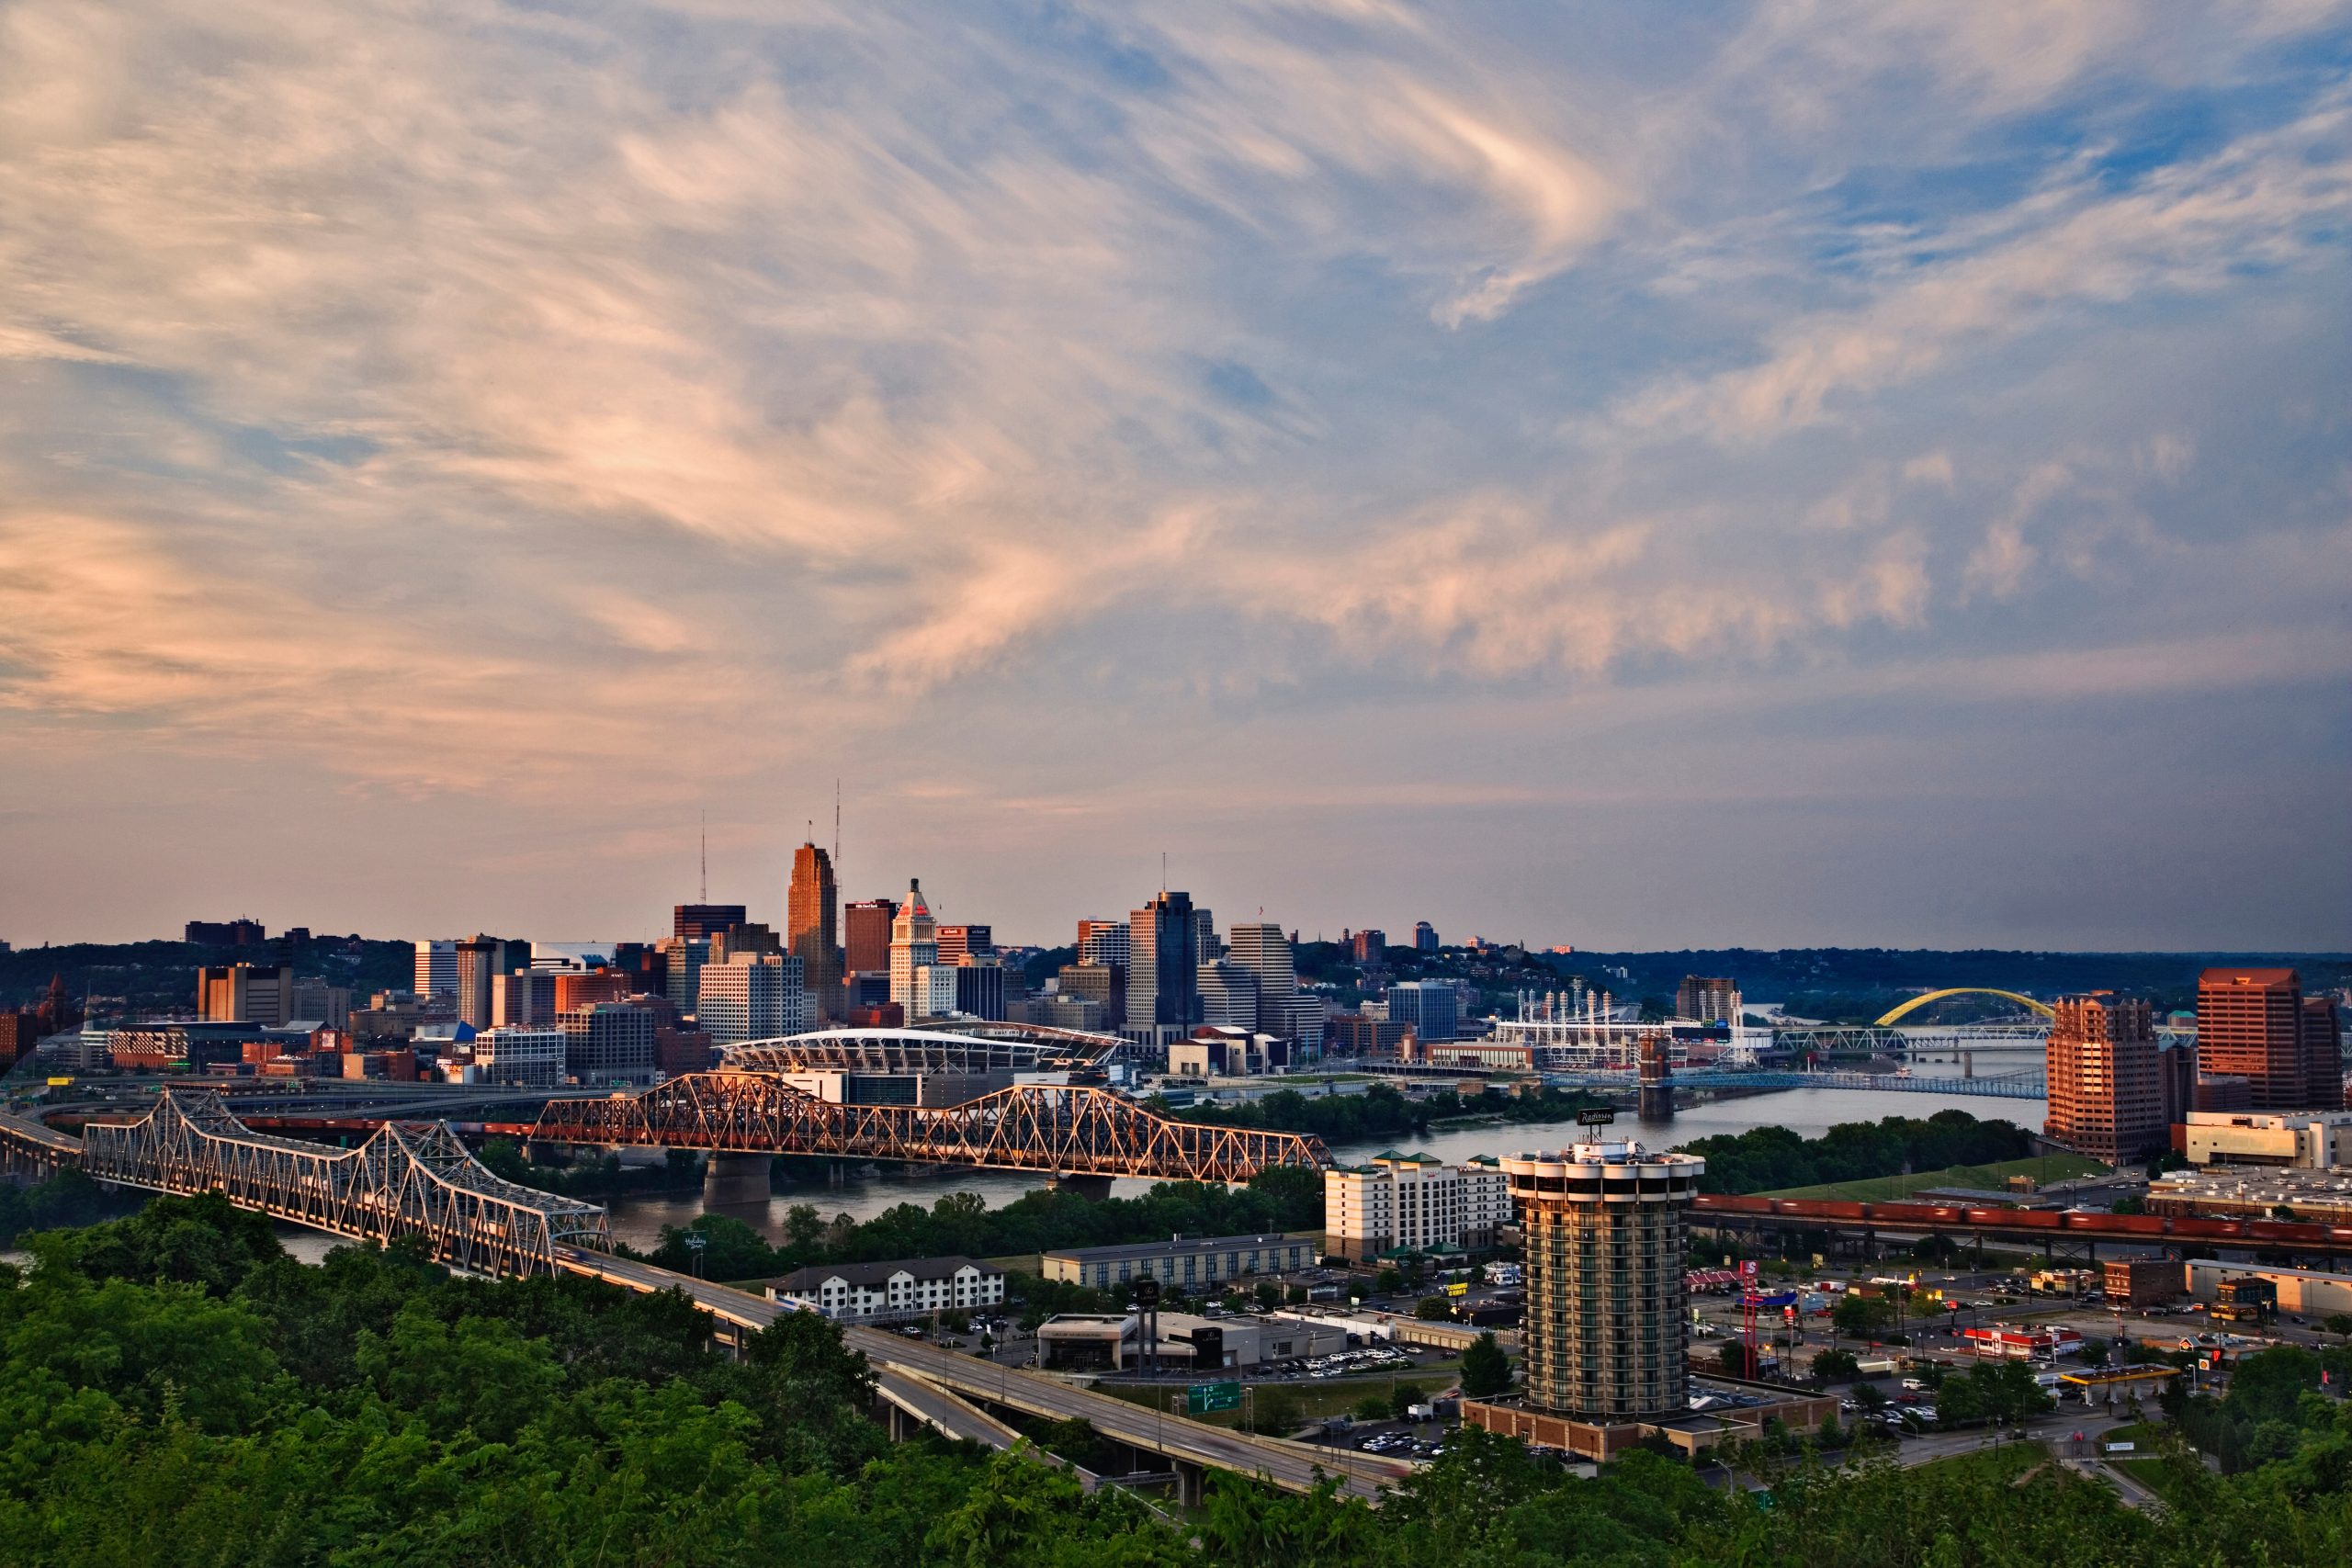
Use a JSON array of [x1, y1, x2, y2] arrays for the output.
[[1807, 1201, 1869, 1223], [2097, 1213, 2170, 1236]]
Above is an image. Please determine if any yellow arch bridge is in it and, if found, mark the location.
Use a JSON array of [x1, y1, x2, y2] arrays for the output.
[[1873, 988, 2055, 1027]]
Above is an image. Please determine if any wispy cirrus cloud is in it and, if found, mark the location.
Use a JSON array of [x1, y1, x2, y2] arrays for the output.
[[0, 0, 2346, 944]]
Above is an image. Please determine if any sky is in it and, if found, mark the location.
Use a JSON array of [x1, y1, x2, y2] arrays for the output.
[[1, 1, 2347, 953]]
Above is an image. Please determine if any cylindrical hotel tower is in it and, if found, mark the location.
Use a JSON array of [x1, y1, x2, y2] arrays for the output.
[[1504, 1141, 1704, 1422]]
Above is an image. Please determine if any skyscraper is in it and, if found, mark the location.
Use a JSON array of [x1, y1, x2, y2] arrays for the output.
[[1127, 890, 1201, 1045], [413, 939, 458, 999], [2199, 968, 2324, 1109], [1351, 929, 1386, 964], [936, 924, 993, 965], [455, 935, 512, 1030], [696, 953, 807, 1044], [788, 842, 841, 1025], [2044, 991, 2163, 1162], [1076, 919, 1130, 969], [844, 897, 898, 976], [889, 881, 941, 1019], [1387, 980, 1459, 1043], [1193, 907, 1220, 962], [1197, 962, 1260, 1030], [953, 961, 1006, 1022], [1226, 922, 1296, 994], [2307, 998, 2345, 1108], [1413, 920, 1439, 953], [673, 904, 748, 942], [1502, 1139, 1703, 1424]]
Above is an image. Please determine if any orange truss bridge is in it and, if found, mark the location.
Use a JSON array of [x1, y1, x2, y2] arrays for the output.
[[526, 1074, 1333, 1182]]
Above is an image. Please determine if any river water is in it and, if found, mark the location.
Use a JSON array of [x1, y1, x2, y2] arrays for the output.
[[592, 1078, 2048, 1253]]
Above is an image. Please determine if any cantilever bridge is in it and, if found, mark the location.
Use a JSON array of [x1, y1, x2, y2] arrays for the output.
[[3, 1089, 609, 1276], [522, 1073, 1333, 1181]]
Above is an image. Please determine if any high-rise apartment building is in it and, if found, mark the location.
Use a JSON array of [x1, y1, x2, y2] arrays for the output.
[[696, 953, 807, 1044], [1675, 976, 1739, 1024], [1197, 962, 1260, 1031], [1351, 930, 1386, 964], [1127, 890, 1201, 1045], [844, 898, 899, 976], [1413, 920, 1439, 953], [1386, 980, 1459, 1043], [1076, 919, 1130, 969], [413, 940, 458, 999], [196, 963, 293, 1027], [889, 882, 942, 1018], [1506, 1140, 1703, 1423], [2044, 992, 2164, 1162], [1323, 1152, 1510, 1262], [2199, 968, 2327, 1110], [673, 903, 748, 942], [2307, 999, 2345, 1108], [788, 842, 841, 1025], [936, 924, 992, 965]]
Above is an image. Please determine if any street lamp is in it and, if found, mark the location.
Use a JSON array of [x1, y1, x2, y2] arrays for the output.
[[684, 1230, 707, 1280]]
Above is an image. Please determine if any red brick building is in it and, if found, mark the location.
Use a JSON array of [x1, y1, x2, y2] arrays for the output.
[[2044, 992, 2163, 1162]]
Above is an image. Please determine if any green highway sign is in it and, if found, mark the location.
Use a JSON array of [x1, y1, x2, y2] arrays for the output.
[[1187, 1382, 1242, 1415]]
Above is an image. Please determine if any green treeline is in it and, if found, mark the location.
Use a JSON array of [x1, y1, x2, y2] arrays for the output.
[[641, 1166, 1325, 1282], [1677, 1110, 2034, 1194], [8, 1200, 2352, 1563], [0, 1168, 141, 1247], [1170, 1081, 1607, 1144]]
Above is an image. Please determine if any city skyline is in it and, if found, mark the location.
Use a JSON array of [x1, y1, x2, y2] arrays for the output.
[[3, 5, 2348, 951]]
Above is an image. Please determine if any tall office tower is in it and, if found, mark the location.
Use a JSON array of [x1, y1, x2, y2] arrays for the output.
[[1351, 929, 1386, 964], [492, 968, 557, 1027], [658, 936, 709, 1015], [1057, 963, 1125, 1024], [1386, 979, 1459, 1043], [788, 842, 842, 1024], [196, 963, 293, 1027], [454, 935, 512, 1030], [953, 960, 1006, 1022], [844, 898, 898, 976], [2308, 998, 2346, 1108], [673, 904, 749, 942], [1262, 990, 1328, 1055], [2199, 968, 2321, 1109], [1197, 962, 1260, 1030], [936, 924, 993, 965], [413, 939, 458, 999], [1413, 920, 1439, 953], [695, 953, 806, 1044], [709, 922, 783, 964], [1227, 922, 1297, 994], [2158, 1039, 2199, 1128], [889, 881, 940, 1017], [1076, 919, 1130, 969], [1505, 1140, 1704, 1423], [2044, 992, 2164, 1162], [1127, 890, 1201, 1044], [1193, 908, 1221, 963], [288, 979, 350, 1030], [560, 1001, 656, 1085], [1675, 976, 1740, 1024]]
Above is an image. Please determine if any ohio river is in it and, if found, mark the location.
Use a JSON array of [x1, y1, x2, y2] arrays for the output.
[[592, 1082, 2047, 1253]]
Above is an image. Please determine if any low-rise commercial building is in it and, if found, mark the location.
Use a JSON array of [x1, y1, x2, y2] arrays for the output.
[[2102, 1258, 2183, 1311], [2147, 1165, 2352, 1224], [1322, 1150, 1510, 1263], [766, 1256, 1004, 1321], [2182, 1110, 2352, 1169], [1036, 1309, 1347, 1371], [1042, 1233, 1315, 1291], [2185, 1259, 2352, 1317]]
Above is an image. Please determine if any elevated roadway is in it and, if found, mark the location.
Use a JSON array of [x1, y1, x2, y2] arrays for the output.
[[560, 1248, 1408, 1500], [1693, 1192, 2352, 1263]]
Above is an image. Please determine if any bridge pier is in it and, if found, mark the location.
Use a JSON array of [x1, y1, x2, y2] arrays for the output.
[[1047, 1174, 1115, 1201], [704, 1153, 774, 1207], [1171, 1458, 1205, 1509]]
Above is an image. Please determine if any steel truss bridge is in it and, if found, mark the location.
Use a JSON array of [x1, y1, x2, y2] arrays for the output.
[[523, 1073, 1332, 1180], [3, 1089, 610, 1276], [1542, 1068, 2047, 1100]]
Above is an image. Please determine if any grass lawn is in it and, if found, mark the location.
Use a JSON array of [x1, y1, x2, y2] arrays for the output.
[[1913, 1441, 2052, 1482], [1764, 1154, 2109, 1203]]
